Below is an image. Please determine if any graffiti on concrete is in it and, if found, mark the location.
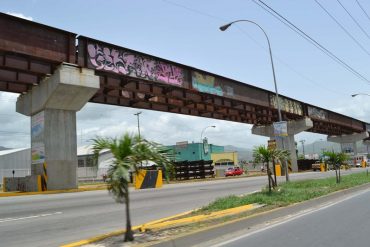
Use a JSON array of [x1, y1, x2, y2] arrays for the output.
[[192, 71, 222, 96], [191, 71, 234, 97], [270, 95, 303, 115], [307, 106, 328, 120], [87, 43, 184, 86]]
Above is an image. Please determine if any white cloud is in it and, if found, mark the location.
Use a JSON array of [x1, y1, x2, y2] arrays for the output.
[[334, 97, 370, 123], [6, 12, 33, 21], [0, 92, 30, 148], [1, 94, 369, 150]]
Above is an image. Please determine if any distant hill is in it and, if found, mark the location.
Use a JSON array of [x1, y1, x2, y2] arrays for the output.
[[0, 146, 9, 151], [224, 145, 254, 162], [297, 141, 369, 156]]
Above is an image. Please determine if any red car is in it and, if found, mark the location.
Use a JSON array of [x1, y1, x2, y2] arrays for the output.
[[225, 167, 244, 177]]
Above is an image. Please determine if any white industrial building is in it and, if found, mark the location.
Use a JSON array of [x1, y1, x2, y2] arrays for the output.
[[0, 148, 31, 184], [0, 146, 112, 185]]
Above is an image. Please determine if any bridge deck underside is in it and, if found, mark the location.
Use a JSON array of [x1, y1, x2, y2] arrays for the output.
[[89, 72, 359, 136]]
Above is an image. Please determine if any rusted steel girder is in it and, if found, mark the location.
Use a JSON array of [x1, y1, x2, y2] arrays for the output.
[[0, 13, 367, 137]]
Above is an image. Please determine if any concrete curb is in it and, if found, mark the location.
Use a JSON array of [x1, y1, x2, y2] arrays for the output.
[[0, 185, 107, 197], [60, 204, 258, 247], [60, 228, 138, 247], [139, 204, 257, 232], [59, 211, 193, 247]]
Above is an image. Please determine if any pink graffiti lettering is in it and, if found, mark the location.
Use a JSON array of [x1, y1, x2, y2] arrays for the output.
[[87, 44, 184, 86], [156, 62, 183, 85]]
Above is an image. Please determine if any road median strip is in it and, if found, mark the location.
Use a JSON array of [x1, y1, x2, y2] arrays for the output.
[[62, 171, 370, 247], [61, 204, 259, 247]]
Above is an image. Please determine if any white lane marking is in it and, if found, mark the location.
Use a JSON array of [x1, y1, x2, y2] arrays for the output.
[[0, 212, 62, 223], [211, 188, 370, 247]]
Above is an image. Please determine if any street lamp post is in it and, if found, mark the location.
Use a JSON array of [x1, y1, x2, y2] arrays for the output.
[[200, 125, 216, 160], [220, 20, 289, 181], [134, 112, 142, 139], [220, 20, 283, 121], [352, 93, 370, 158], [352, 93, 370, 97]]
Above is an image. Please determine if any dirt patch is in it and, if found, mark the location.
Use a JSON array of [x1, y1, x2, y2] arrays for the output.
[[82, 206, 274, 247]]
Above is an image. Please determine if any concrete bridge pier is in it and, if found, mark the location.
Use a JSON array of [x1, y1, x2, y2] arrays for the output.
[[252, 117, 313, 172], [363, 140, 370, 155], [16, 64, 99, 191], [327, 132, 369, 156]]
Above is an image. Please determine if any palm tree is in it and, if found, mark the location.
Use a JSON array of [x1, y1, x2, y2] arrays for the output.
[[323, 151, 348, 183], [91, 133, 172, 242], [253, 145, 290, 193]]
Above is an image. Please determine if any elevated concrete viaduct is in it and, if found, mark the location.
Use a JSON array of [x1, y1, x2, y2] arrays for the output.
[[252, 118, 313, 172], [0, 13, 369, 191], [328, 132, 369, 156]]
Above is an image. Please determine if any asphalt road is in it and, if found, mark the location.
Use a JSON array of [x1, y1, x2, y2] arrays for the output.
[[0, 168, 366, 247], [213, 185, 370, 247]]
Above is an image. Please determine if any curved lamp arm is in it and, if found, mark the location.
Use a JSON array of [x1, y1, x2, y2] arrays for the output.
[[220, 20, 282, 122]]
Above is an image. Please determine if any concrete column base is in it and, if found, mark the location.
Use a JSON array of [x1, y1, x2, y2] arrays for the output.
[[252, 117, 313, 172], [363, 140, 370, 154], [274, 135, 296, 173], [328, 132, 369, 155], [16, 63, 99, 191]]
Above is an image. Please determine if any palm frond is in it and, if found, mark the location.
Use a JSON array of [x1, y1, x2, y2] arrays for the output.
[[90, 137, 114, 166], [92, 133, 172, 203]]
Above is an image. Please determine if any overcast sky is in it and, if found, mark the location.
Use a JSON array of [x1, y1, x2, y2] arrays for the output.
[[1, 0, 369, 150]]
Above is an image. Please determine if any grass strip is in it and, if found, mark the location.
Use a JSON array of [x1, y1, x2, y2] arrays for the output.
[[198, 171, 370, 213]]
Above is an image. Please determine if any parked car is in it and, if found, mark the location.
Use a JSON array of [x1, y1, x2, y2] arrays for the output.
[[225, 167, 244, 177]]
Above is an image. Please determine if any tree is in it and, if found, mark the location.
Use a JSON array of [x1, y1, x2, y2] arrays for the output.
[[91, 133, 172, 242], [323, 151, 348, 184], [298, 154, 305, 160], [253, 145, 290, 193]]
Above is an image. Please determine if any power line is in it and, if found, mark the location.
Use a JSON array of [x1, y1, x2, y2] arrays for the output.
[[336, 0, 370, 40], [314, 0, 370, 57], [161, 0, 349, 96], [254, 0, 370, 83], [355, 0, 370, 23], [253, 0, 370, 85], [162, 0, 224, 21], [235, 28, 347, 97]]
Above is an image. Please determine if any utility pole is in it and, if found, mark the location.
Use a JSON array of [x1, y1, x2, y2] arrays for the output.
[[300, 140, 306, 157], [134, 112, 142, 139]]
